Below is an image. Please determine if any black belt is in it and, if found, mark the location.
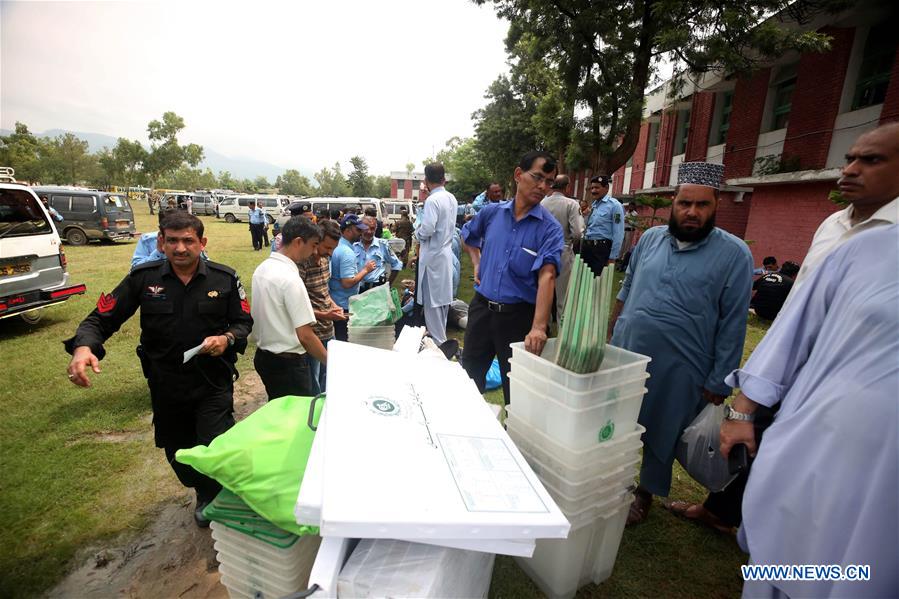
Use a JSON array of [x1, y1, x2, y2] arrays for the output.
[[477, 294, 527, 314], [257, 348, 304, 361], [583, 238, 612, 246], [360, 278, 387, 293]]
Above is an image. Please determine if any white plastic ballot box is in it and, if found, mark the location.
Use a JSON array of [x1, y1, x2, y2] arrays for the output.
[[317, 342, 570, 541]]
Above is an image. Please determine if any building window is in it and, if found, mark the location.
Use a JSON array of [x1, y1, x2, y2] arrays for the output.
[[646, 120, 660, 162], [769, 63, 798, 131], [674, 108, 691, 156], [395, 179, 404, 190], [852, 23, 897, 110], [715, 91, 733, 145]]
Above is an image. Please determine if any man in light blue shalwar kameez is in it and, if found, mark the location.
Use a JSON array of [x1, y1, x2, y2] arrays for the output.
[[720, 225, 898, 599], [609, 162, 753, 525]]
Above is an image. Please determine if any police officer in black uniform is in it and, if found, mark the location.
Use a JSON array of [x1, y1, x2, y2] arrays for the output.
[[64, 211, 253, 527]]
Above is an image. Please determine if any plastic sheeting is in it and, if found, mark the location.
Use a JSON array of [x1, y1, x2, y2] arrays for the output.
[[337, 539, 495, 598]]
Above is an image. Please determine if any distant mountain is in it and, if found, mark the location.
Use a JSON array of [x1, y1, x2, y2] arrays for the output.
[[1, 128, 312, 181]]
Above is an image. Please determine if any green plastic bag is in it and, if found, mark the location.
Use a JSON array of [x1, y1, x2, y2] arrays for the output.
[[175, 395, 324, 536], [349, 284, 394, 325]]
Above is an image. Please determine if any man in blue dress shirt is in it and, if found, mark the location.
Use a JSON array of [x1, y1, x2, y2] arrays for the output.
[[608, 161, 753, 525], [582, 175, 625, 276], [247, 201, 268, 251], [329, 214, 375, 341], [461, 151, 564, 405]]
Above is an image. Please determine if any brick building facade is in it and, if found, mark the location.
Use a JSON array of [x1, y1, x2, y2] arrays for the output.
[[568, 5, 897, 267]]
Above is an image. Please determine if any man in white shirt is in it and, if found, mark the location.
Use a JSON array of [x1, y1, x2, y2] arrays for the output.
[[415, 163, 458, 345], [792, 122, 899, 290], [251, 216, 327, 400]]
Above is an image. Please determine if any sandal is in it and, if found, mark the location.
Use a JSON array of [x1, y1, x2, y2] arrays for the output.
[[663, 500, 734, 534]]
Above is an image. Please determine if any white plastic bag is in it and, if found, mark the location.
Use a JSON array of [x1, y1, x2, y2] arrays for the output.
[[337, 539, 495, 598], [675, 403, 738, 492]]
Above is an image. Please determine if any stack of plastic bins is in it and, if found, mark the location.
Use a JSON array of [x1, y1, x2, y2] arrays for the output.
[[347, 324, 395, 350], [507, 338, 650, 598], [205, 490, 321, 599]]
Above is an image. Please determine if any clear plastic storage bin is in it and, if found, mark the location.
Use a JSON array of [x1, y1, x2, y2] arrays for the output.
[[507, 414, 645, 477], [510, 360, 649, 410], [509, 338, 650, 393], [519, 443, 640, 497], [210, 522, 320, 599], [509, 372, 646, 448], [513, 494, 632, 599]]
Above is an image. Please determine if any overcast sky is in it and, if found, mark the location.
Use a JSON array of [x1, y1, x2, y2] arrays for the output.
[[1, 0, 511, 175]]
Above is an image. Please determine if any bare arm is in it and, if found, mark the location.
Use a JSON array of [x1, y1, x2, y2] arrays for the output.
[[525, 264, 556, 355], [463, 241, 482, 285], [607, 299, 624, 343], [296, 324, 327, 365]]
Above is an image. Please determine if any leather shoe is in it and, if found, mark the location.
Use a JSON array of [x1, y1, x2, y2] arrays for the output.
[[194, 500, 211, 528]]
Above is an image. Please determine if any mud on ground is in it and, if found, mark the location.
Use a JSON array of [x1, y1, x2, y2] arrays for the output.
[[46, 372, 268, 599]]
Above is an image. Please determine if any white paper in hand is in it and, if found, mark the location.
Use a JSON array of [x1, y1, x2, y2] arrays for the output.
[[183, 342, 205, 364]]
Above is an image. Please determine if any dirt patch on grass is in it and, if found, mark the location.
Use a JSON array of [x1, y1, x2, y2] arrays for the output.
[[47, 370, 268, 598]]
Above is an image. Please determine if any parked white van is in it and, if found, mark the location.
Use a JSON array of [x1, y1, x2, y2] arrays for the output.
[[381, 200, 416, 225], [277, 197, 383, 225], [217, 194, 288, 223], [0, 168, 86, 323]]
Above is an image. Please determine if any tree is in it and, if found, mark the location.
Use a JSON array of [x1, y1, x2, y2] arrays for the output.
[[96, 148, 121, 188], [314, 162, 350, 196], [634, 194, 672, 229], [253, 176, 271, 191], [218, 171, 237, 190], [143, 111, 204, 187], [476, 0, 846, 173], [347, 156, 373, 197], [472, 75, 538, 187], [276, 169, 314, 196], [371, 175, 391, 198], [0, 123, 48, 183], [46, 133, 92, 185], [113, 138, 148, 189], [429, 137, 492, 202]]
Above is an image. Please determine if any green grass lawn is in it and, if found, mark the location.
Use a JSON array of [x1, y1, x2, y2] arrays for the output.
[[0, 204, 771, 598]]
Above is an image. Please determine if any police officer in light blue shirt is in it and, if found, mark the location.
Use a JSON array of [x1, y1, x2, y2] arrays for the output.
[[329, 215, 376, 341], [582, 175, 625, 276], [247, 201, 268, 251], [354, 215, 403, 291]]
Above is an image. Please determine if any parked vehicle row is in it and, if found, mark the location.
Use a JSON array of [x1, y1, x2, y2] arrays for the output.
[[1, 170, 87, 323], [217, 195, 288, 224], [34, 186, 136, 246]]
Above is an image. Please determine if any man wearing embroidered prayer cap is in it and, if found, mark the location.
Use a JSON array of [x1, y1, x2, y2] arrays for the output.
[[607, 161, 753, 525]]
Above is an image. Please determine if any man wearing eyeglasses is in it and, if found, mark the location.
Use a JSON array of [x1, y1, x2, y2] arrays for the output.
[[461, 151, 564, 405], [582, 175, 625, 276]]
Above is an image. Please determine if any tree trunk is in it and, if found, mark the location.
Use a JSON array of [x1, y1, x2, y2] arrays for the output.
[[594, 0, 658, 175]]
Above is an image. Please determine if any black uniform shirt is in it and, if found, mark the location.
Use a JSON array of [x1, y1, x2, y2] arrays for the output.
[[64, 259, 253, 365], [750, 272, 794, 320]]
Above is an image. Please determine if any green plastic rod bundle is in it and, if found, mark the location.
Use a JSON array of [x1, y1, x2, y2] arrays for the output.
[[554, 259, 615, 373]]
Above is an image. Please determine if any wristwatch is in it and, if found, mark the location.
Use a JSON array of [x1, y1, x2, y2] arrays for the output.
[[724, 404, 754, 422], [223, 332, 235, 347]]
